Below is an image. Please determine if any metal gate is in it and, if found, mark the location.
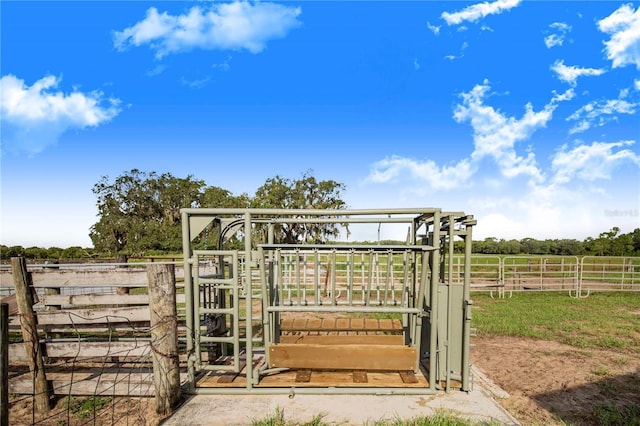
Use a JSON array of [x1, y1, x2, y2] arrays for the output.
[[192, 250, 241, 373]]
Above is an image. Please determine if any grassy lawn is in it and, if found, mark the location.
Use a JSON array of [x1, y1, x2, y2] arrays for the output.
[[472, 291, 640, 351], [250, 408, 499, 426]]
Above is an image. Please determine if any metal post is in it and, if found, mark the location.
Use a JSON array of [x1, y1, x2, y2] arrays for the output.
[[181, 211, 196, 392], [1, 303, 8, 425], [461, 221, 473, 391], [429, 211, 441, 390], [243, 212, 255, 388]]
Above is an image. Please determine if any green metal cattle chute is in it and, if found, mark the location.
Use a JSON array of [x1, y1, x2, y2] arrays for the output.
[[181, 208, 476, 394]]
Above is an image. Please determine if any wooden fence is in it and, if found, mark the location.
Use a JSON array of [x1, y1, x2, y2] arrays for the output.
[[0, 258, 184, 417]]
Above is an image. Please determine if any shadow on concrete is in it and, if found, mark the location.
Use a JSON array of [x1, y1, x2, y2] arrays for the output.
[[531, 369, 640, 425]]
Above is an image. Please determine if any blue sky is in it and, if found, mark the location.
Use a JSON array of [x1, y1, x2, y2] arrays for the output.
[[1, 0, 639, 248]]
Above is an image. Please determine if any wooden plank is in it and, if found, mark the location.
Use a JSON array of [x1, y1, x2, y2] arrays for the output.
[[1, 269, 148, 288], [335, 318, 350, 329], [352, 371, 368, 383], [9, 372, 155, 396], [279, 317, 403, 332], [350, 318, 364, 330], [399, 370, 419, 384], [254, 369, 429, 388], [269, 344, 417, 371], [9, 306, 150, 326], [0, 295, 18, 316], [292, 318, 308, 330], [279, 335, 403, 345], [9, 341, 151, 363], [40, 293, 150, 306], [378, 319, 403, 331], [321, 318, 336, 330], [295, 370, 311, 383], [216, 360, 247, 383]]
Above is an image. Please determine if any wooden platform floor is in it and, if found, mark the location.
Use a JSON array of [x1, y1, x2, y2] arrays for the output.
[[195, 354, 430, 389]]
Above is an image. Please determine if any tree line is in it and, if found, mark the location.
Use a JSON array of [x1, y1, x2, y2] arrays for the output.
[[462, 226, 640, 256], [1, 169, 639, 259]]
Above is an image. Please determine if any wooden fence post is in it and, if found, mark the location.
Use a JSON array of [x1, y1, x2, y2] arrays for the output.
[[1, 303, 9, 425], [11, 257, 51, 414], [147, 264, 180, 416]]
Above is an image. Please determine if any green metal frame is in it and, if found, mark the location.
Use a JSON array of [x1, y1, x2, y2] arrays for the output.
[[181, 208, 476, 395]]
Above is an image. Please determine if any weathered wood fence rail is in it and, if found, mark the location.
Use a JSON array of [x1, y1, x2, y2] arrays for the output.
[[0, 258, 186, 417]]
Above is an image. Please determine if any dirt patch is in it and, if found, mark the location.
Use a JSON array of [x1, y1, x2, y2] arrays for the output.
[[9, 395, 166, 425], [472, 335, 640, 425]]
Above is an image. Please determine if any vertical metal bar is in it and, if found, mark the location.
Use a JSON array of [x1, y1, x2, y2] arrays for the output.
[[347, 250, 354, 306], [366, 251, 373, 305], [274, 248, 281, 341], [194, 257, 202, 369], [295, 250, 301, 305], [331, 250, 337, 305], [461, 221, 473, 391], [302, 253, 308, 305], [414, 250, 429, 374], [361, 253, 366, 303], [375, 253, 381, 304], [258, 247, 271, 367], [385, 251, 392, 306], [314, 250, 320, 306], [232, 252, 241, 373], [430, 211, 441, 390], [445, 215, 455, 391], [181, 211, 196, 392], [243, 213, 254, 388]]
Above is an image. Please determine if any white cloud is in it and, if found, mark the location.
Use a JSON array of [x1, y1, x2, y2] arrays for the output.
[[598, 3, 640, 69], [413, 58, 421, 71], [365, 80, 568, 192], [146, 64, 167, 76], [114, 2, 302, 58], [213, 56, 232, 72], [551, 140, 640, 185], [426, 21, 440, 35], [544, 22, 571, 48], [0, 74, 121, 155], [362, 81, 640, 241], [180, 75, 212, 89], [366, 155, 474, 190], [567, 89, 638, 134], [441, 0, 521, 26], [635, 79, 640, 90], [444, 42, 468, 61], [551, 88, 576, 103], [453, 80, 558, 183], [550, 59, 606, 86]]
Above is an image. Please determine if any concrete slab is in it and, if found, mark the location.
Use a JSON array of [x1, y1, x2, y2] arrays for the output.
[[162, 367, 519, 425]]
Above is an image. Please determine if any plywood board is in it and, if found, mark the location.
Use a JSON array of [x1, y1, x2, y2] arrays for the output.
[[269, 344, 416, 371]]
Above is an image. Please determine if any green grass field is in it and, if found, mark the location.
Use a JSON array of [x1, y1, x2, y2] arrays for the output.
[[471, 291, 640, 351]]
